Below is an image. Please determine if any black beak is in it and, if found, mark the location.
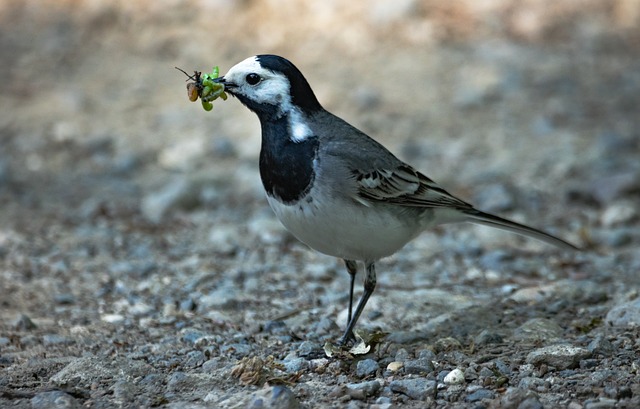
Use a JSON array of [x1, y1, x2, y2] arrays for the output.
[[214, 76, 237, 92]]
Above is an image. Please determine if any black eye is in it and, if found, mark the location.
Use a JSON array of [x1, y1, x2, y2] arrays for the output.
[[246, 73, 261, 85]]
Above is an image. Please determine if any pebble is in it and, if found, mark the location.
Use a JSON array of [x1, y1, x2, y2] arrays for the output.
[[101, 314, 125, 324], [513, 318, 563, 343], [600, 201, 637, 227], [346, 380, 382, 399], [386, 361, 404, 372], [605, 298, 640, 328], [526, 345, 591, 370], [498, 387, 544, 409], [183, 350, 206, 368], [465, 388, 495, 402], [587, 335, 616, 356], [297, 341, 321, 358], [31, 391, 81, 409], [444, 368, 465, 385], [11, 313, 37, 330], [219, 343, 252, 358], [403, 358, 434, 375], [283, 357, 308, 373], [389, 378, 437, 401], [474, 329, 503, 345], [43, 334, 74, 346], [356, 358, 380, 377], [247, 385, 301, 409]]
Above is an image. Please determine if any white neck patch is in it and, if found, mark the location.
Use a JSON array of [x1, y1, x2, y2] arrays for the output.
[[289, 108, 313, 142]]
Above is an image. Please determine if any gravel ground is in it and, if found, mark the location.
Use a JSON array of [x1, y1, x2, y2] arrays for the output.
[[1, 1, 640, 408]]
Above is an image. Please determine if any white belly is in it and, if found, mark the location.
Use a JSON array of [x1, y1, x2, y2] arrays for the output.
[[266, 190, 426, 261]]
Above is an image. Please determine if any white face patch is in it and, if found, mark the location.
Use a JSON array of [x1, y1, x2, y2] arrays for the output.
[[224, 56, 293, 116]]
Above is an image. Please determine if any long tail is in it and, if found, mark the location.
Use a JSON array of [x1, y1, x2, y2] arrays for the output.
[[462, 209, 579, 251]]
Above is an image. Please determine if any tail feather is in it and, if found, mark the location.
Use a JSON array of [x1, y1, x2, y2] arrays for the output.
[[462, 209, 579, 251]]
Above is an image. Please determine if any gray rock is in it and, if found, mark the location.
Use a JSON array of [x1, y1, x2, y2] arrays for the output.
[[43, 334, 74, 346], [584, 397, 618, 409], [587, 335, 616, 356], [526, 344, 591, 370], [297, 341, 321, 358], [31, 391, 81, 409], [283, 357, 308, 373], [474, 329, 504, 345], [346, 380, 382, 399], [51, 356, 153, 388], [404, 358, 434, 375], [513, 318, 563, 343], [497, 387, 543, 409], [466, 388, 495, 402], [389, 378, 437, 401], [247, 385, 300, 409], [11, 314, 37, 330], [183, 350, 206, 368], [605, 298, 640, 327], [112, 380, 138, 405], [394, 348, 410, 361], [356, 358, 379, 378]]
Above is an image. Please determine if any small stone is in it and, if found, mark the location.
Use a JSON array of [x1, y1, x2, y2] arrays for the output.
[[474, 329, 503, 345], [54, 293, 76, 305], [526, 344, 591, 370], [43, 335, 74, 346], [395, 348, 410, 361], [498, 388, 543, 409], [417, 349, 436, 361], [183, 350, 206, 368], [444, 368, 465, 385], [404, 358, 434, 375], [11, 314, 37, 330], [31, 391, 81, 409], [219, 343, 252, 358], [112, 380, 137, 405], [283, 357, 308, 373], [605, 298, 640, 328], [600, 201, 637, 227], [297, 341, 321, 358], [346, 380, 382, 399], [389, 378, 437, 401], [584, 397, 618, 409], [386, 361, 404, 372], [101, 314, 125, 324], [247, 385, 300, 409], [465, 388, 495, 402], [434, 337, 462, 352], [513, 318, 563, 343], [587, 335, 616, 356], [356, 358, 379, 378]]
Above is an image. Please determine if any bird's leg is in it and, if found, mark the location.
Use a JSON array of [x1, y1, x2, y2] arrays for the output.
[[343, 259, 358, 325], [339, 261, 377, 346]]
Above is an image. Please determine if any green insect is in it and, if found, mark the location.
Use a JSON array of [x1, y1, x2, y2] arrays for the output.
[[176, 66, 227, 112]]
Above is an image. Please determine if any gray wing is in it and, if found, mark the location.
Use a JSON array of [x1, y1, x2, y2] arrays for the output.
[[352, 164, 473, 210]]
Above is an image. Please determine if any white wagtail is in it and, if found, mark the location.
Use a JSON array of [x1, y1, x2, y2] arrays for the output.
[[212, 54, 578, 345]]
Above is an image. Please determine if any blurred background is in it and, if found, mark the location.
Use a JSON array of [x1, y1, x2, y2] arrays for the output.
[[1, 0, 639, 232]]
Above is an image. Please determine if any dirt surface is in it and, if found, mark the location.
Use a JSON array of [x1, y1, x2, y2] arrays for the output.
[[1, 1, 640, 408]]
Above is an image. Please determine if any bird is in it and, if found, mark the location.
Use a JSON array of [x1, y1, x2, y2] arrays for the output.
[[211, 54, 578, 345]]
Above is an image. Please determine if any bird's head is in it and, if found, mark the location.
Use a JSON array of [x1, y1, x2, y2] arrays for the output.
[[215, 55, 322, 119]]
